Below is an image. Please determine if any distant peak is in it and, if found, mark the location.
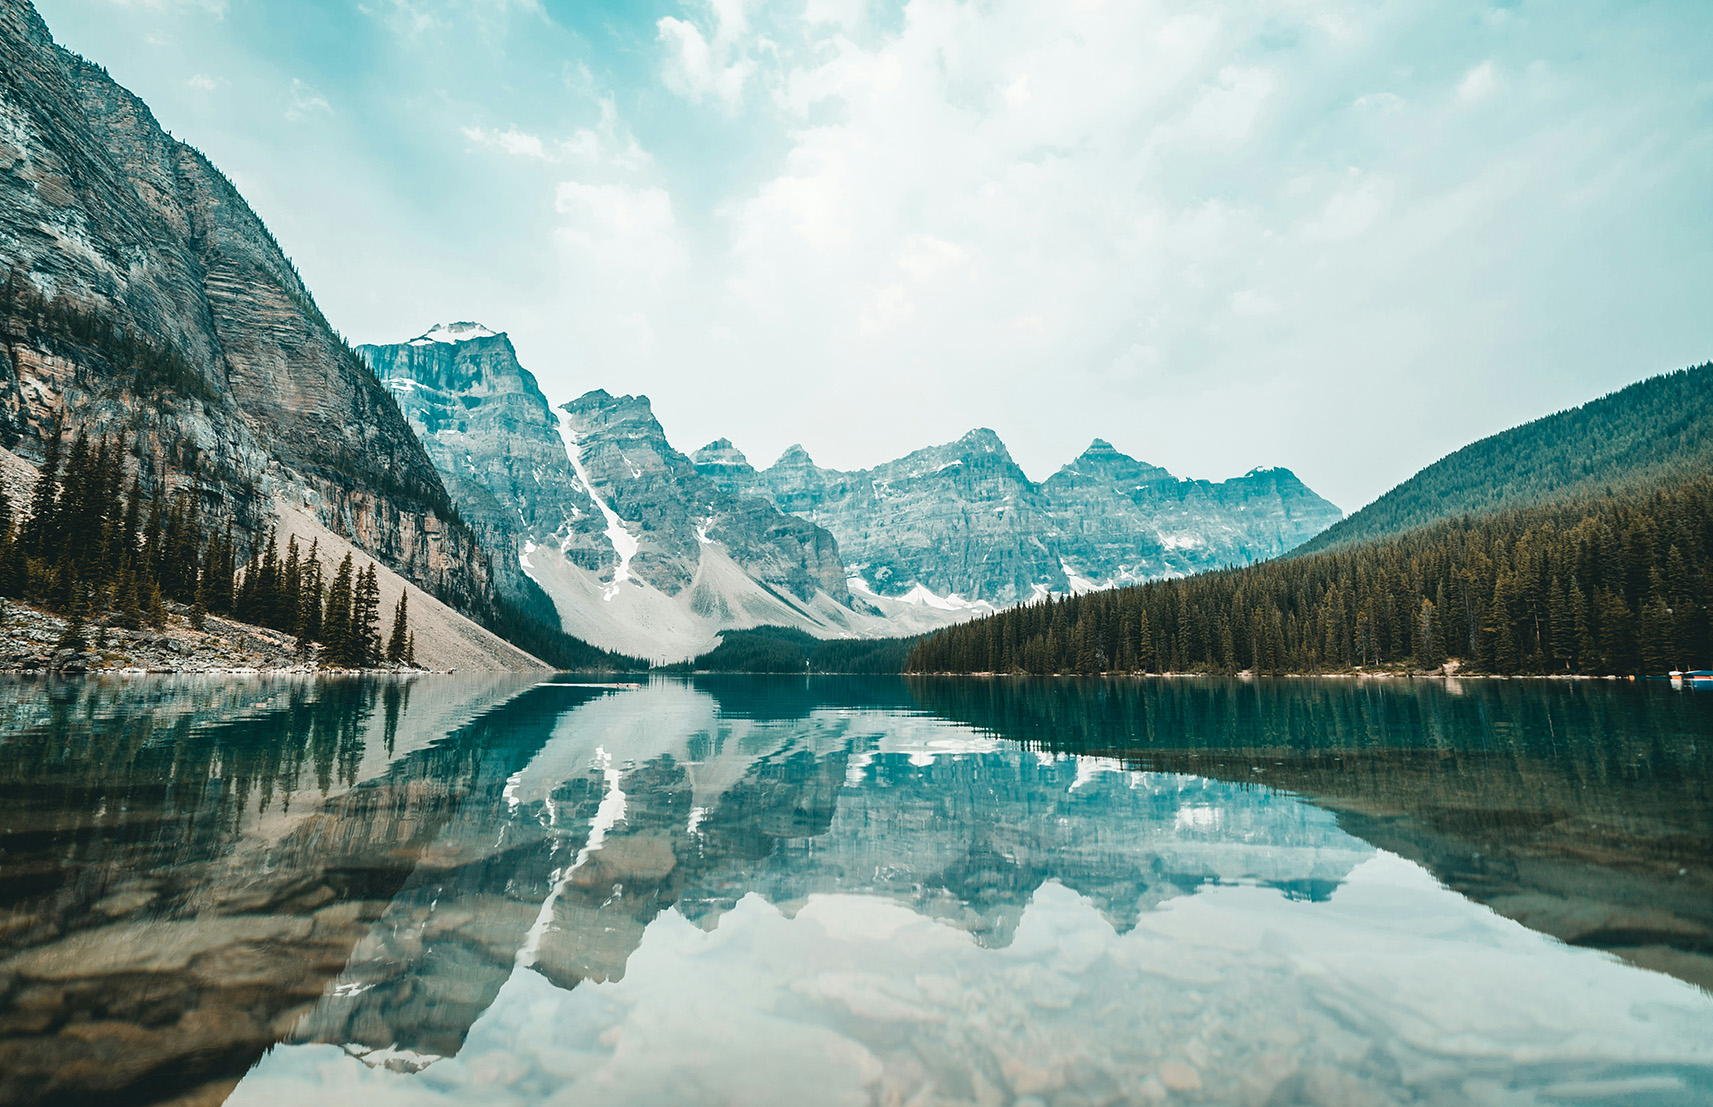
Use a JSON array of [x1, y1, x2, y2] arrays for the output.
[[409, 321, 499, 346], [1083, 438, 1117, 455], [776, 443, 815, 466], [693, 438, 750, 467]]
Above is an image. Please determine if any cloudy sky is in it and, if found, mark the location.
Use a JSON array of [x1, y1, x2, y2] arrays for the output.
[[33, 0, 1713, 510]]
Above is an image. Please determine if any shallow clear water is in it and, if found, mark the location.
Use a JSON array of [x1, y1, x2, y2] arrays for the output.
[[1, 674, 1710, 1106]]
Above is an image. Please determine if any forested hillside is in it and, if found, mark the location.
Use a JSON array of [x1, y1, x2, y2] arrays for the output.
[[1297, 363, 1713, 554], [0, 420, 645, 671], [905, 479, 1713, 676]]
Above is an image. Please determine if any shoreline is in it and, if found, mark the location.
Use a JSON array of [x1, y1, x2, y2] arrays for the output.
[[0, 597, 437, 677], [901, 670, 1645, 681]]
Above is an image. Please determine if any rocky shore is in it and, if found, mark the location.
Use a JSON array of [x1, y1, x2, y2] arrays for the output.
[[0, 599, 423, 674]]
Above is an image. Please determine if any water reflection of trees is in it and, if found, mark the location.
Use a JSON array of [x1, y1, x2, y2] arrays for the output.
[[0, 676, 575, 1106], [0, 677, 403, 831], [907, 676, 1713, 991]]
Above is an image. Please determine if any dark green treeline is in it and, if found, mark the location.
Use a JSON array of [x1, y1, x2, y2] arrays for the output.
[[906, 481, 1713, 676], [0, 424, 411, 667]]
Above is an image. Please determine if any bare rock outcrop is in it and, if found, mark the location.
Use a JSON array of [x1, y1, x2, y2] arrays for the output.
[[0, 0, 494, 616]]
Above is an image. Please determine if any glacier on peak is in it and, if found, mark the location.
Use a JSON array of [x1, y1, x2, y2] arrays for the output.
[[409, 322, 500, 346]]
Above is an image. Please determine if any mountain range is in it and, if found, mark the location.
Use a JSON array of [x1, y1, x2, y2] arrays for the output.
[[696, 431, 1341, 604], [360, 324, 1343, 660]]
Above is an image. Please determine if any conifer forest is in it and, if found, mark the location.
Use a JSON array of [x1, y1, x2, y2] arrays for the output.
[[906, 480, 1713, 677], [0, 422, 414, 668]]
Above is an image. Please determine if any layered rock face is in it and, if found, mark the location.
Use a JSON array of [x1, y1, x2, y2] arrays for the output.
[[0, 0, 490, 610], [1041, 439, 1346, 585], [696, 431, 1343, 604], [362, 328, 928, 660], [358, 327, 609, 600], [560, 388, 849, 604]]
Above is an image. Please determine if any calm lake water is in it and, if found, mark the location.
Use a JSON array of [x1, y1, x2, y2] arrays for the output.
[[1, 675, 1710, 1106]]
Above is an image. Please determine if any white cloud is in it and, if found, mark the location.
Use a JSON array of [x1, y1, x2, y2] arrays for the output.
[[553, 181, 686, 284], [563, 97, 650, 172], [553, 0, 1578, 495], [185, 73, 218, 92], [1459, 61, 1498, 104], [658, 15, 754, 109], [1301, 173, 1393, 242], [284, 78, 330, 121], [463, 125, 548, 159], [361, 0, 544, 41], [1163, 65, 1276, 150], [464, 101, 648, 170]]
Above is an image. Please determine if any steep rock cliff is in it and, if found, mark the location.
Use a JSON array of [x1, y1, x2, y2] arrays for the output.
[[0, 0, 492, 611], [357, 326, 608, 602], [559, 388, 849, 605]]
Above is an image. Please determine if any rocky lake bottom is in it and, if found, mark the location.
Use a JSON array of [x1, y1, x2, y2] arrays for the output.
[[0, 674, 1709, 1106]]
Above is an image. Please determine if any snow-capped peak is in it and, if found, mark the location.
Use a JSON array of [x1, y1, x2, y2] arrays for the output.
[[409, 322, 499, 346]]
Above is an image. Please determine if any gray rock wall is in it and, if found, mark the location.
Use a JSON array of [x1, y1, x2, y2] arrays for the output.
[[0, 0, 492, 610]]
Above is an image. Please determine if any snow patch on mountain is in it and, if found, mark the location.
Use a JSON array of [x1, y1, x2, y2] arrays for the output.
[[888, 582, 998, 614], [556, 408, 640, 601], [410, 322, 499, 346], [1061, 560, 1104, 595]]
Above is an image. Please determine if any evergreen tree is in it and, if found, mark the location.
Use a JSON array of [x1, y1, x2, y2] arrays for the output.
[[354, 564, 382, 666], [298, 539, 324, 646], [21, 420, 62, 559], [386, 590, 409, 664], [321, 554, 354, 666]]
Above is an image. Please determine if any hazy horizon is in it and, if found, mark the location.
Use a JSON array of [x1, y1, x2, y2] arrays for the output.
[[31, 0, 1713, 510]]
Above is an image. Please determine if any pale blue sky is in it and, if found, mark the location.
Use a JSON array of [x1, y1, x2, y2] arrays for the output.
[[33, 0, 1713, 509]]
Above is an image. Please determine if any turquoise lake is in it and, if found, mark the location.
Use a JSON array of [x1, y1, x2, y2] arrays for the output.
[[0, 675, 1710, 1106]]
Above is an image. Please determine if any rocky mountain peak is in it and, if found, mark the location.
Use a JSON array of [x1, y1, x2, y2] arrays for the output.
[[692, 438, 753, 471], [410, 322, 500, 346], [1052, 439, 1171, 483], [563, 389, 657, 427], [958, 428, 1005, 452], [773, 444, 818, 469]]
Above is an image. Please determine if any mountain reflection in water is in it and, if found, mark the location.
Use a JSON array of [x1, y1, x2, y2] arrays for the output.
[[0, 675, 1707, 1106]]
